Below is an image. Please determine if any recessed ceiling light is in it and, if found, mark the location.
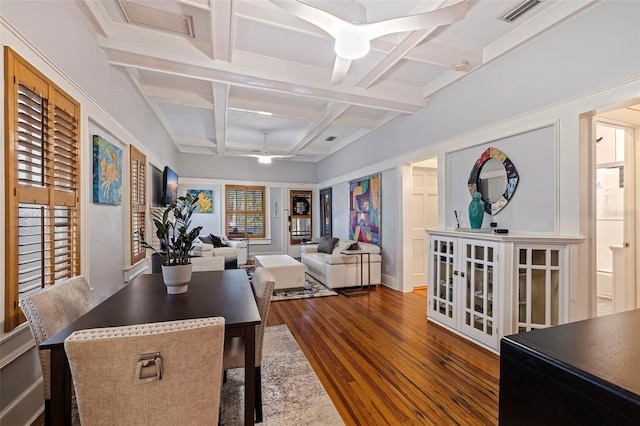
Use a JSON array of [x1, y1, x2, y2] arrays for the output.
[[325, 136, 337, 141]]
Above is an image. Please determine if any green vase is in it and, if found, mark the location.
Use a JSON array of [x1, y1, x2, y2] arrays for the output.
[[469, 192, 484, 229]]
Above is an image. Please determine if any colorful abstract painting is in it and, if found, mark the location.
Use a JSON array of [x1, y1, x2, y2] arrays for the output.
[[92, 135, 122, 205], [187, 189, 213, 213], [349, 174, 380, 245]]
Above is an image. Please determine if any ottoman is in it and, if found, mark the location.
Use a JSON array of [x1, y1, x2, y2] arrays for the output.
[[254, 255, 306, 290]]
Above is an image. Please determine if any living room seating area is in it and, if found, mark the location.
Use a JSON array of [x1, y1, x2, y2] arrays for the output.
[[301, 237, 382, 289], [192, 234, 248, 266]]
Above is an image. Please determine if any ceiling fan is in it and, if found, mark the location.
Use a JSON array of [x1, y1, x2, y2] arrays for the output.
[[271, 0, 468, 60], [241, 130, 293, 164]]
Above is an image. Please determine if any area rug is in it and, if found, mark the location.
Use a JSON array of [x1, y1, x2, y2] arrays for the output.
[[221, 325, 344, 425], [272, 274, 338, 301], [246, 266, 338, 301]]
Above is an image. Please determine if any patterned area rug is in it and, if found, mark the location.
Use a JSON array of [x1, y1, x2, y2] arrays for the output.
[[246, 266, 338, 301], [272, 274, 338, 301], [221, 325, 344, 425]]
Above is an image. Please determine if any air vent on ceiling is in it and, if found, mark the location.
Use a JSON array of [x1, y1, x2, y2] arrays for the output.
[[117, 1, 194, 37], [499, 0, 543, 23], [325, 136, 337, 141]]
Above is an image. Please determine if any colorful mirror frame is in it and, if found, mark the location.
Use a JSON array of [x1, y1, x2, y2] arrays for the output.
[[467, 147, 519, 215]]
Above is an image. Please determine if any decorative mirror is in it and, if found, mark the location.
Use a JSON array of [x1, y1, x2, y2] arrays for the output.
[[467, 147, 519, 215]]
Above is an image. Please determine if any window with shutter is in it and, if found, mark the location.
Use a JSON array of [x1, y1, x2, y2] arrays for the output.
[[130, 146, 147, 264], [225, 185, 265, 238], [4, 47, 81, 332]]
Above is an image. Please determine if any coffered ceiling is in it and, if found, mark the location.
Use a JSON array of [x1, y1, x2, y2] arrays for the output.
[[76, 0, 592, 162]]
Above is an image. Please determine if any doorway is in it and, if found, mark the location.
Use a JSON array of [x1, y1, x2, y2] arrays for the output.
[[410, 158, 439, 290], [593, 104, 640, 316]]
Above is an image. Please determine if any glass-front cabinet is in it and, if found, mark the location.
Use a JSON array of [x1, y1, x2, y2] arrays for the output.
[[516, 246, 562, 332], [461, 240, 499, 349], [427, 230, 583, 354], [428, 235, 500, 350], [428, 235, 457, 329]]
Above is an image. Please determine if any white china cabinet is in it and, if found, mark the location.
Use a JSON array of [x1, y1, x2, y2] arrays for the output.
[[427, 229, 584, 353]]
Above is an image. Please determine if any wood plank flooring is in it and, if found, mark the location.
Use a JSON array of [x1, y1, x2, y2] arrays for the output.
[[267, 286, 500, 425]]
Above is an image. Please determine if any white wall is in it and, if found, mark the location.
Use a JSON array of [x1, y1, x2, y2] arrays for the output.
[[87, 122, 127, 305], [447, 126, 556, 232], [0, 2, 178, 423]]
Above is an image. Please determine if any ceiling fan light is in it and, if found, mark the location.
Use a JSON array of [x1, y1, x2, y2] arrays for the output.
[[258, 156, 272, 164], [334, 33, 370, 60]]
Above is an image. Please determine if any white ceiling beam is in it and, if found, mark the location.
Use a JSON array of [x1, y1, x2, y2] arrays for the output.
[[143, 84, 213, 108], [142, 85, 379, 129], [288, 103, 350, 155], [75, 0, 112, 37], [124, 69, 178, 149], [210, 0, 233, 61], [174, 135, 216, 147], [212, 82, 229, 155], [104, 48, 426, 113]]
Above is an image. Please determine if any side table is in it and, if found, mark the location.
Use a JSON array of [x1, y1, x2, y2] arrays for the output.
[[339, 249, 372, 296]]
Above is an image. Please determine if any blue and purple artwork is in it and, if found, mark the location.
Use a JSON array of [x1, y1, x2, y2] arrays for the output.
[[92, 135, 122, 205]]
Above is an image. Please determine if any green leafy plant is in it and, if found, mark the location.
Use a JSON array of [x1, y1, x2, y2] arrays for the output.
[[142, 194, 203, 266]]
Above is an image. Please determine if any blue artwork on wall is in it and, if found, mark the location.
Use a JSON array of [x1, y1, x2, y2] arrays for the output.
[[92, 135, 122, 205]]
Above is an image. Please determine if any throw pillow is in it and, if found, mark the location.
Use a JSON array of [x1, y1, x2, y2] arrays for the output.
[[199, 235, 213, 245], [210, 234, 226, 248], [317, 237, 339, 254]]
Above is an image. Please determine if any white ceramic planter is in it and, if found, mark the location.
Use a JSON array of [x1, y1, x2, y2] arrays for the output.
[[161, 264, 193, 294]]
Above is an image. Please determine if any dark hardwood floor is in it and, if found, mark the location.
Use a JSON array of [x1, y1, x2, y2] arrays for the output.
[[267, 286, 500, 425]]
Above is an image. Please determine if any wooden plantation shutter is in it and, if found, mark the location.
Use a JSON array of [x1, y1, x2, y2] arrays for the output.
[[4, 48, 81, 331], [130, 145, 146, 264], [225, 185, 265, 238]]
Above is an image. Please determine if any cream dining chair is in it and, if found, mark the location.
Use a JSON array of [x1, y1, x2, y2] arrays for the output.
[[19, 275, 93, 424], [64, 317, 226, 426], [223, 266, 276, 423]]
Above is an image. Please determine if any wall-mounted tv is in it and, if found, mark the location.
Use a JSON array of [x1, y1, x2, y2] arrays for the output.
[[163, 166, 178, 205]]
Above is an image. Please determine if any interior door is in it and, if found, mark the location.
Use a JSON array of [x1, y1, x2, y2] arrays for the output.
[[621, 124, 637, 312], [287, 190, 312, 258], [411, 167, 438, 289]]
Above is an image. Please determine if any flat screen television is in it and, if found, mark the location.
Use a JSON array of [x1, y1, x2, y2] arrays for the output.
[[163, 166, 178, 205]]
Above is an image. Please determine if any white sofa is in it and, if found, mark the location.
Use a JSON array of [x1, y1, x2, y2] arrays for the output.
[[301, 238, 381, 289], [192, 237, 247, 266]]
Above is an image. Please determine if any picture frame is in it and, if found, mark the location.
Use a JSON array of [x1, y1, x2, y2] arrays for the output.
[[186, 189, 213, 213], [92, 135, 122, 205], [349, 173, 380, 245]]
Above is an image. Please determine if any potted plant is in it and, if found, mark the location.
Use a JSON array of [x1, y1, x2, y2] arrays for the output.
[[142, 193, 203, 294]]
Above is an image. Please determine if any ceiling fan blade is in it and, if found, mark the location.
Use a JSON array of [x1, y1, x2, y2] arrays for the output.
[[270, 0, 346, 38], [365, 0, 467, 40]]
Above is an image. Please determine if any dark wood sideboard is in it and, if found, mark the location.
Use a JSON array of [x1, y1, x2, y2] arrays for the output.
[[499, 309, 640, 425]]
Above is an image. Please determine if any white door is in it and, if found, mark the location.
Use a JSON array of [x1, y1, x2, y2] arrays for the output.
[[621, 124, 637, 312], [411, 167, 438, 289], [595, 119, 637, 315]]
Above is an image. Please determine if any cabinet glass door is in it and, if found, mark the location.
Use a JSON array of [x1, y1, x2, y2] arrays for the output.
[[428, 236, 457, 328], [461, 240, 498, 348], [517, 247, 562, 332]]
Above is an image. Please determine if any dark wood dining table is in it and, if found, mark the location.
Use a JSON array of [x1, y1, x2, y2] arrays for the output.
[[39, 269, 261, 426]]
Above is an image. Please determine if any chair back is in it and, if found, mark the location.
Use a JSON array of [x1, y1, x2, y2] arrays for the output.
[[64, 317, 225, 426], [251, 267, 276, 364], [19, 276, 93, 400], [191, 256, 225, 272]]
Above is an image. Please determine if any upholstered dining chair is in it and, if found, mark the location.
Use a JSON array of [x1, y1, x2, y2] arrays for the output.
[[19, 275, 93, 424], [191, 255, 225, 272], [223, 266, 276, 423], [64, 317, 226, 426]]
